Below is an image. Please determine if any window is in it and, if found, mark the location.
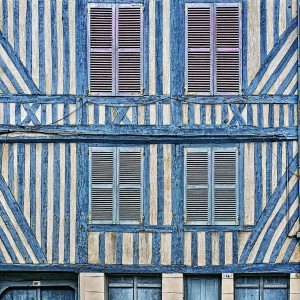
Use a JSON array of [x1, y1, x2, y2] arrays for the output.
[[185, 276, 221, 300], [184, 147, 238, 225], [88, 3, 144, 95], [235, 276, 289, 300], [108, 276, 161, 300], [185, 3, 241, 95], [90, 147, 144, 224]]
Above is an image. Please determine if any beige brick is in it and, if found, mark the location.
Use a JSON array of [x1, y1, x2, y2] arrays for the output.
[[162, 273, 183, 278], [162, 274, 184, 294], [84, 276, 105, 293], [290, 294, 300, 300], [290, 274, 300, 279], [162, 293, 184, 300], [222, 278, 234, 294], [85, 292, 105, 300], [291, 279, 300, 294], [222, 294, 234, 300]]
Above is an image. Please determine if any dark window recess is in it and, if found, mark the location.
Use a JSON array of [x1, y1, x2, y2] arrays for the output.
[[235, 276, 289, 300], [108, 276, 161, 300], [185, 3, 241, 95]]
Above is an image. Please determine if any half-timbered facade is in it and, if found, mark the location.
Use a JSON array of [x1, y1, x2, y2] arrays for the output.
[[0, 0, 299, 299]]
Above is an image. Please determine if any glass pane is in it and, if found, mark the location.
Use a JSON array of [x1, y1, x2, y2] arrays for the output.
[[0, 288, 36, 300], [235, 288, 259, 300], [109, 288, 133, 300], [109, 276, 134, 286], [41, 287, 75, 300], [263, 289, 288, 300], [138, 288, 161, 300]]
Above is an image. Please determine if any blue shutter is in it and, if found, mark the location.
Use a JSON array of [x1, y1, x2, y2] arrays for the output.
[[215, 4, 241, 94], [117, 4, 143, 95], [90, 149, 115, 223], [185, 149, 210, 224], [213, 148, 238, 225], [88, 4, 114, 95], [118, 149, 143, 224], [185, 4, 212, 95]]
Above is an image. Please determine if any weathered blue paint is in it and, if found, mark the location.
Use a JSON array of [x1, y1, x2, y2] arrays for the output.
[[52, 143, 60, 264], [152, 232, 160, 265], [41, 143, 48, 259], [76, 143, 88, 264], [51, 0, 58, 95], [191, 231, 198, 266], [26, 0, 32, 76], [157, 144, 164, 226], [63, 0, 70, 95], [260, 0, 267, 61], [38, 0, 46, 94], [29, 143, 36, 234], [254, 143, 262, 223]]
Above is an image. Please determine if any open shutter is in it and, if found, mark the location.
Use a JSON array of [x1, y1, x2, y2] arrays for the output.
[[118, 149, 143, 223], [89, 5, 114, 95], [213, 149, 237, 224], [91, 150, 114, 223], [117, 5, 143, 95], [185, 150, 209, 224], [186, 4, 212, 95], [216, 5, 240, 94]]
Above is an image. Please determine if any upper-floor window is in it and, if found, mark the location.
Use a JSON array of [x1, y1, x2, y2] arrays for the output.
[[184, 147, 239, 225], [185, 3, 241, 95], [88, 3, 144, 96], [90, 147, 144, 224]]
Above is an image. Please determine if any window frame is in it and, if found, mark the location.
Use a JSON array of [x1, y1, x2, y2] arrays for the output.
[[87, 3, 144, 96], [184, 2, 242, 96], [89, 146, 144, 225], [184, 146, 239, 226]]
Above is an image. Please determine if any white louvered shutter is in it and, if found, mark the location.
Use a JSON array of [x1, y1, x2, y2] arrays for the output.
[[89, 5, 114, 94], [213, 150, 237, 224], [91, 150, 114, 222], [186, 150, 209, 224], [216, 5, 240, 94], [186, 5, 212, 94], [117, 5, 143, 95], [118, 150, 142, 223]]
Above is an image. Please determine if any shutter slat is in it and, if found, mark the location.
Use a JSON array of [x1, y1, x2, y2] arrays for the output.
[[92, 152, 114, 184], [91, 151, 114, 222], [213, 151, 237, 223], [119, 188, 141, 221], [119, 151, 141, 184], [89, 7, 113, 94], [186, 188, 208, 222], [117, 7, 142, 94], [216, 6, 240, 93], [216, 7, 239, 48], [186, 151, 209, 223], [91, 188, 113, 221], [214, 151, 236, 184], [186, 152, 208, 185], [214, 188, 236, 222], [187, 7, 211, 94]]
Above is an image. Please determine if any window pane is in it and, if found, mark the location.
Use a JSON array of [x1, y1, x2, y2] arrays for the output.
[[109, 288, 133, 300]]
